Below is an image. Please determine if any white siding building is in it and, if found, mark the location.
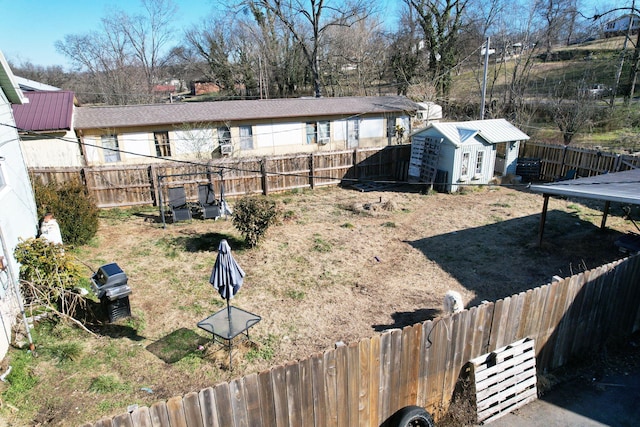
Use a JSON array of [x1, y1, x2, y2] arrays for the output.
[[0, 51, 38, 359], [409, 119, 529, 193], [74, 96, 422, 165]]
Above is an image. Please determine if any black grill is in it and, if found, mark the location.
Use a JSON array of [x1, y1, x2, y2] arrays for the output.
[[90, 263, 132, 322]]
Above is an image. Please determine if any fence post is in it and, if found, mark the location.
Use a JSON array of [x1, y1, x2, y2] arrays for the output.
[[353, 149, 359, 182], [261, 159, 269, 196], [149, 164, 160, 207], [309, 153, 315, 189]]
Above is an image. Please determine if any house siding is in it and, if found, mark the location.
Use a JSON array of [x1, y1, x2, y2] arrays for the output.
[[20, 129, 84, 167], [74, 96, 418, 165], [78, 114, 405, 165], [0, 87, 38, 359]]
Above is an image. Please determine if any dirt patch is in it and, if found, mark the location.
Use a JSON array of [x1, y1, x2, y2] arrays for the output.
[[7, 184, 638, 425]]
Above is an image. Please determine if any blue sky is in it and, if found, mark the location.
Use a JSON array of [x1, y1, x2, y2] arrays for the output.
[[0, 0, 627, 69], [0, 0, 402, 69], [0, 0, 219, 67]]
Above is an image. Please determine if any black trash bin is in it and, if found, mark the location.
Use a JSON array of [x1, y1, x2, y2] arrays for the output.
[[90, 263, 132, 322]]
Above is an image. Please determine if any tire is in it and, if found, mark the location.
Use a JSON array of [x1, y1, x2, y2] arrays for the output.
[[389, 405, 435, 427]]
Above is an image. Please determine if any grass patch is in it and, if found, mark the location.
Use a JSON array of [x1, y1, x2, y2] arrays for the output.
[[285, 289, 306, 300], [245, 334, 277, 362], [45, 341, 83, 364], [381, 221, 397, 228], [311, 234, 332, 252], [341, 222, 355, 229], [3, 350, 39, 403], [89, 375, 129, 393]]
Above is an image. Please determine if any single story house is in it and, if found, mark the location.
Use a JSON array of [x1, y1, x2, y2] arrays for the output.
[[12, 90, 84, 167], [73, 96, 429, 166], [408, 119, 529, 192], [0, 51, 38, 359], [604, 14, 640, 38]]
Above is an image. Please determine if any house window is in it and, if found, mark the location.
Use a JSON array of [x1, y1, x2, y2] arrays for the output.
[[306, 121, 330, 145], [239, 126, 254, 150], [461, 152, 470, 177], [318, 121, 330, 144], [218, 126, 231, 145], [154, 131, 171, 157], [102, 135, 121, 163], [347, 118, 359, 148], [306, 122, 317, 144], [475, 151, 484, 175]]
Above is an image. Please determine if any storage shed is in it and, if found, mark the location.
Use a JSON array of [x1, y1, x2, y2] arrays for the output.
[[408, 119, 529, 192]]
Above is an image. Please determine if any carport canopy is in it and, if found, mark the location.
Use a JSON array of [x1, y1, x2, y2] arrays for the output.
[[529, 168, 640, 245]]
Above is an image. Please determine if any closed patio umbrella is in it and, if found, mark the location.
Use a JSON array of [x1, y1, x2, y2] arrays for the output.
[[210, 239, 245, 311], [201, 239, 259, 369]]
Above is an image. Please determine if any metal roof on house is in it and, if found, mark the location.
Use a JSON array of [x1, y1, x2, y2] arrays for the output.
[[74, 96, 421, 130], [529, 168, 640, 205], [416, 118, 530, 147], [12, 91, 75, 132]]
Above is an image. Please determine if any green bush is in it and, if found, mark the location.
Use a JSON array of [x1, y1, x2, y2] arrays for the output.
[[232, 196, 280, 247], [33, 179, 99, 246]]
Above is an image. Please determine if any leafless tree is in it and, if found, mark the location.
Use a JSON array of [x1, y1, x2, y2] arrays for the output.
[[552, 79, 598, 145], [405, 0, 471, 100], [322, 16, 389, 96], [55, 0, 178, 104], [246, 0, 370, 98]]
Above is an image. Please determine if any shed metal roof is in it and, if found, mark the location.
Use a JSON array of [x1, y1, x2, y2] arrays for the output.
[[529, 168, 640, 205], [416, 118, 530, 147], [74, 96, 420, 130], [12, 91, 75, 132]]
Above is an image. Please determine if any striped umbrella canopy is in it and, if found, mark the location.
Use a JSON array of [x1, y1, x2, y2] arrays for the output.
[[209, 239, 245, 300]]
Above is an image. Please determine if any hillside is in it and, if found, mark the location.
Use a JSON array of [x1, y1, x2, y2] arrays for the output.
[[446, 36, 639, 153]]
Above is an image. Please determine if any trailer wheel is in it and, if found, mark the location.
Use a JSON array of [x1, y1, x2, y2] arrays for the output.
[[389, 406, 434, 427]]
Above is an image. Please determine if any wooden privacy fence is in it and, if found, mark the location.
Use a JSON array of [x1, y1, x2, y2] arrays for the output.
[[520, 141, 640, 181], [28, 146, 411, 209], [84, 255, 640, 427]]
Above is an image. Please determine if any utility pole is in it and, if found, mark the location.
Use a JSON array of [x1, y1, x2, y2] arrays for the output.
[[480, 37, 490, 120], [612, 0, 635, 107]]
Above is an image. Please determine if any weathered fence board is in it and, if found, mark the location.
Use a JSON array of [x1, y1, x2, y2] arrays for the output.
[[299, 358, 315, 427], [130, 406, 152, 427], [149, 401, 169, 427], [257, 369, 276, 425], [358, 339, 371, 427], [271, 364, 289, 427], [197, 387, 219, 427]]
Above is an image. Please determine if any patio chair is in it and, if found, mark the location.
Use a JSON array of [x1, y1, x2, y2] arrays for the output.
[[167, 186, 192, 222], [196, 183, 221, 219], [557, 169, 578, 181]]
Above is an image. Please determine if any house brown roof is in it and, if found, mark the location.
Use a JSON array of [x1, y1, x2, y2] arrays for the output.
[[12, 90, 75, 132], [74, 96, 420, 130]]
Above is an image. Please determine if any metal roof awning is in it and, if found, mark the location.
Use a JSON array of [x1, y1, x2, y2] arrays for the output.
[[529, 168, 640, 245]]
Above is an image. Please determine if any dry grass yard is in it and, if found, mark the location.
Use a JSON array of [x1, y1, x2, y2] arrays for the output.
[[2, 184, 637, 425]]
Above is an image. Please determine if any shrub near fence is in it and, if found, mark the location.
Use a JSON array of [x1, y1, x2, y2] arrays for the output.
[[28, 146, 412, 209], [83, 255, 640, 427]]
